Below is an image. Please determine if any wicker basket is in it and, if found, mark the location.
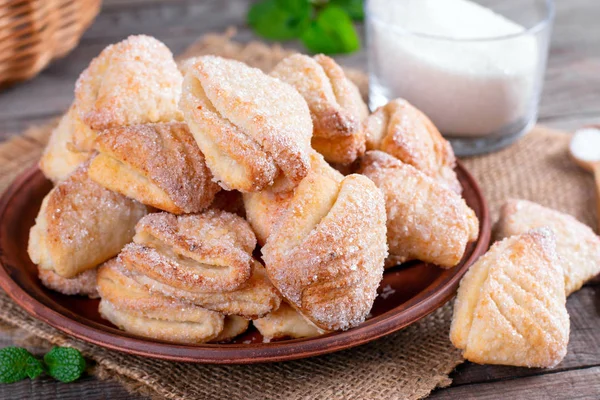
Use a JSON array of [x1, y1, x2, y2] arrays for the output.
[[0, 0, 101, 87]]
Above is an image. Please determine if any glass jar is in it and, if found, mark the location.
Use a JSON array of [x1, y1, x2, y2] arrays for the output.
[[366, 0, 555, 156]]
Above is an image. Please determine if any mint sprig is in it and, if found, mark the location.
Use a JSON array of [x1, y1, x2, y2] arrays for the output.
[[0, 346, 85, 384], [44, 347, 86, 383], [247, 0, 363, 54], [331, 0, 364, 20], [0, 347, 43, 383], [247, 0, 311, 40], [301, 5, 359, 54]]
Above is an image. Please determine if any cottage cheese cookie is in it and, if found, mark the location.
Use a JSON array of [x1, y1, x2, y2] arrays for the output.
[[213, 316, 250, 343], [253, 301, 324, 342], [496, 199, 600, 295], [364, 98, 461, 193], [118, 210, 281, 318], [450, 228, 569, 368], [262, 152, 387, 331], [72, 35, 182, 151], [124, 211, 255, 292], [39, 106, 90, 183], [271, 54, 368, 164], [89, 122, 220, 214], [122, 257, 280, 319], [243, 188, 295, 246], [38, 268, 98, 298], [98, 259, 227, 344], [359, 151, 478, 268], [180, 56, 312, 192], [28, 162, 148, 278], [243, 151, 344, 246]]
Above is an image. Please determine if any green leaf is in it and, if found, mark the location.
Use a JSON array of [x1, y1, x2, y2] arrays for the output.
[[276, 0, 310, 14], [301, 5, 360, 54], [43, 347, 86, 383], [248, 0, 311, 40], [330, 0, 364, 20], [25, 359, 43, 380], [0, 347, 43, 384]]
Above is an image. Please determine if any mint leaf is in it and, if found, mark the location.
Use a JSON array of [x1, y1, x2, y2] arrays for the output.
[[330, 0, 364, 20], [0, 347, 43, 384], [43, 347, 86, 383], [25, 359, 43, 380], [276, 0, 310, 14], [248, 0, 311, 40], [301, 5, 360, 54]]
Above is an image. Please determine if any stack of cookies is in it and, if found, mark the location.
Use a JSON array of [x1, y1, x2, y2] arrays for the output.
[[28, 35, 484, 344]]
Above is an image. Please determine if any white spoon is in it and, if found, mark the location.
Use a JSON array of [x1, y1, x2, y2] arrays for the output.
[[569, 127, 600, 230]]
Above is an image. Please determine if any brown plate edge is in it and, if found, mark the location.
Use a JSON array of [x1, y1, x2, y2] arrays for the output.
[[0, 161, 490, 364]]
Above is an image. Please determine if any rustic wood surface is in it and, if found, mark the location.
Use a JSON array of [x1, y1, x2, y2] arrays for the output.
[[0, 0, 599, 398]]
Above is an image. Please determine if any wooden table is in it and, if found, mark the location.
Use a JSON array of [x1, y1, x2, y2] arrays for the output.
[[0, 0, 599, 398]]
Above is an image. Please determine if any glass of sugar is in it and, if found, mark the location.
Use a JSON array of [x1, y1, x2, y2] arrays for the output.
[[366, 0, 554, 156]]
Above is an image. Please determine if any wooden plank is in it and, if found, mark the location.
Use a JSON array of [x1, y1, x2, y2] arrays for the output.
[[102, 0, 187, 7], [429, 366, 600, 399], [0, 116, 56, 143], [450, 284, 600, 386], [0, 375, 146, 400], [537, 0, 600, 126], [539, 113, 600, 132], [83, 0, 249, 42]]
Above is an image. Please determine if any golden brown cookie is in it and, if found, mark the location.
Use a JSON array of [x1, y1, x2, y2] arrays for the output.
[[118, 210, 281, 318], [271, 54, 368, 164], [72, 35, 182, 151], [97, 259, 226, 344], [180, 56, 313, 192], [450, 228, 569, 368], [122, 257, 280, 320], [245, 151, 343, 247], [28, 162, 148, 278], [495, 199, 600, 295], [39, 106, 91, 183], [243, 189, 295, 247], [359, 151, 478, 268], [89, 122, 220, 214], [364, 98, 461, 193], [125, 211, 255, 292], [253, 301, 324, 342], [262, 152, 387, 331], [38, 267, 98, 298]]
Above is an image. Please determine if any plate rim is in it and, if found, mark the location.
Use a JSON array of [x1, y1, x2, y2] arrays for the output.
[[0, 162, 490, 364]]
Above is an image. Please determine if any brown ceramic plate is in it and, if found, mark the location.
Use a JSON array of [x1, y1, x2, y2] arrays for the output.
[[0, 162, 490, 364]]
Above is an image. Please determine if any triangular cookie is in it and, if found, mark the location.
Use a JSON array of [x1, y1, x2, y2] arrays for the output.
[[496, 199, 600, 295], [451, 228, 569, 367]]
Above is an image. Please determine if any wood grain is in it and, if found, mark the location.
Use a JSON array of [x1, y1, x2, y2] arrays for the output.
[[0, 0, 598, 398], [0, 376, 145, 400], [429, 366, 600, 399]]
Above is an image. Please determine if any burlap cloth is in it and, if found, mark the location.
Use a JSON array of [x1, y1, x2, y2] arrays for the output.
[[0, 32, 596, 400]]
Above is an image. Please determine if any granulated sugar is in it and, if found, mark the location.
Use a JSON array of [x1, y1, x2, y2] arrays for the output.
[[367, 0, 539, 136], [570, 128, 600, 162]]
